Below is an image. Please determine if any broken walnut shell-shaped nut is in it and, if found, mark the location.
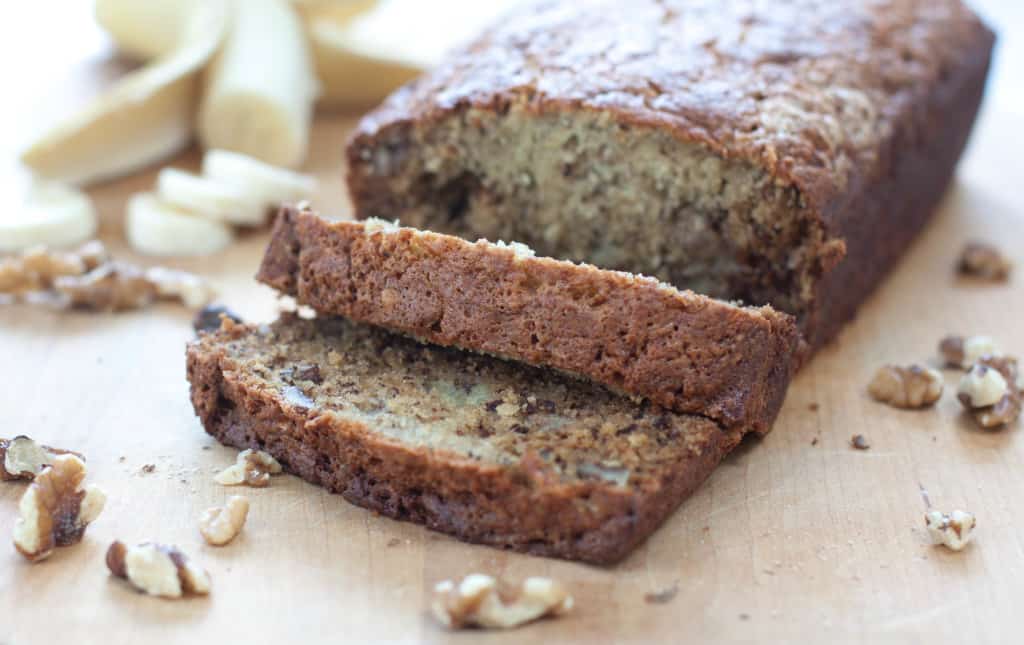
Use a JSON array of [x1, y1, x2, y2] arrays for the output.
[[53, 262, 158, 312], [13, 454, 106, 561], [431, 574, 573, 630], [938, 335, 1001, 369], [957, 363, 1008, 408], [107, 540, 211, 598], [199, 495, 249, 546], [957, 357, 1022, 429], [925, 509, 976, 551], [867, 365, 944, 409], [0, 435, 80, 481], [214, 449, 283, 487], [957, 242, 1012, 281]]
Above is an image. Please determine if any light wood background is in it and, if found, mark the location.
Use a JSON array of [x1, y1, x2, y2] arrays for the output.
[[1, 2, 1022, 643]]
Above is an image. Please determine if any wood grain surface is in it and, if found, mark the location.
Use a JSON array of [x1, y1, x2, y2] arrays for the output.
[[2, 2, 1023, 644]]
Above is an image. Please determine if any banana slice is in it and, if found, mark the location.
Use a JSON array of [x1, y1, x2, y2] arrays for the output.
[[202, 150, 317, 208], [156, 168, 267, 226], [307, 15, 422, 109], [199, 0, 319, 168], [126, 193, 234, 257], [1, 182, 98, 253], [21, 0, 227, 186], [95, 0, 196, 61]]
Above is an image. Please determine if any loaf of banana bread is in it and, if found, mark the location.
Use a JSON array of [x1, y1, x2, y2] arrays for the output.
[[187, 315, 742, 564], [346, 0, 995, 347], [257, 205, 799, 431]]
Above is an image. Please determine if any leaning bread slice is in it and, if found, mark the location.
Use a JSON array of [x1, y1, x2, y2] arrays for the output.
[[257, 206, 799, 432], [187, 314, 742, 564]]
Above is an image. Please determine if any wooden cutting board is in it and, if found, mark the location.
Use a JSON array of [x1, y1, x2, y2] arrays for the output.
[[2, 3, 1023, 643]]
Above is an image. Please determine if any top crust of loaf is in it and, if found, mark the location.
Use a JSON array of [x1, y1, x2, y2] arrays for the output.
[[349, 0, 994, 226], [257, 206, 799, 431]]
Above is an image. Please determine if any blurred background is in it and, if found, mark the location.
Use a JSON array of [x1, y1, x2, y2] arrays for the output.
[[4, 0, 1017, 169], [0, 0, 1019, 268]]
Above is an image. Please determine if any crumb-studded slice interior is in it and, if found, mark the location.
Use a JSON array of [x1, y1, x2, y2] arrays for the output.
[[212, 315, 728, 490], [348, 105, 824, 321]]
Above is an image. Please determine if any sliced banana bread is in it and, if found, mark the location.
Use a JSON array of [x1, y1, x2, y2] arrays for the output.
[[345, 0, 995, 347], [186, 314, 742, 564], [257, 205, 799, 431]]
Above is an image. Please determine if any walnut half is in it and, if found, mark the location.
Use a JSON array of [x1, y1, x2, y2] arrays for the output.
[[938, 335, 1001, 369], [13, 454, 106, 562], [957, 242, 1012, 281], [957, 356, 1022, 428], [0, 435, 79, 481], [431, 574, 573, 630], [867, 365, 944, 409], [107, 541, 211, 598], [214, 449, 282, 487], [199, 495, 249, 546], [925, 509, 976, 551]]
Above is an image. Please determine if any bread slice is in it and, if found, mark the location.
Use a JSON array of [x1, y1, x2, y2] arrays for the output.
[[257, 206, 799, 432], [186, 314, 741, 564]]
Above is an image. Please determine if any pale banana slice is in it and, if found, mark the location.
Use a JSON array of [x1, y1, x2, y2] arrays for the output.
[[306, 0, 522, 108], [21, 0, 227, 186], [292, 0, 377, 21], [126, 193, 234, 257], [307, 15, 422, 109], [94, 0, 196, 61], [202, 150, 317, 208], [199, 0, 319, 168], [156, 168, 267, 226], [1, 182, 98, 253]]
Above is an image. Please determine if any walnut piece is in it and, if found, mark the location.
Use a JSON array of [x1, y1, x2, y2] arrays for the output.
[[54, 262, 158, 311], [106, 541, 211, 598], [0, 435, 79, 481], [0, 241, 110, 296], [145, 266, 215, 308], [957, 242, 1012, 281], [199, 495, 249, 546], [925, 509, 976, 551], [12, 454, 106, 562], [938, 335, 1001, 369], [1, 240, 212, 311], [431, 574, 573, 630], [214, 449, 283, 487], [957, 356, 1022, 428], [957, 363, 1008, 407], [867, 365, 944, 408]]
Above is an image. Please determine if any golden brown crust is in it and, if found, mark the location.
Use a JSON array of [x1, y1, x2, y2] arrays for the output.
[[257, 207, 799, 432], [186, 317, 739, 564], [345, 0, 995, 347]]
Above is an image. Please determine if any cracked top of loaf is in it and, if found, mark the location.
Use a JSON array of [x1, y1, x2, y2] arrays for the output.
[[353, 0, 994, 214]]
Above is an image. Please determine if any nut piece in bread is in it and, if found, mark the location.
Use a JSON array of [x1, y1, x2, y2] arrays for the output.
[[13, 454, 106, 561], [431, 574, 573, 630], [106, 540, 211, 598]]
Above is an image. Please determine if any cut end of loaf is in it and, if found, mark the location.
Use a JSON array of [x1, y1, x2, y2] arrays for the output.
[[347, 102, 828, 328]]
